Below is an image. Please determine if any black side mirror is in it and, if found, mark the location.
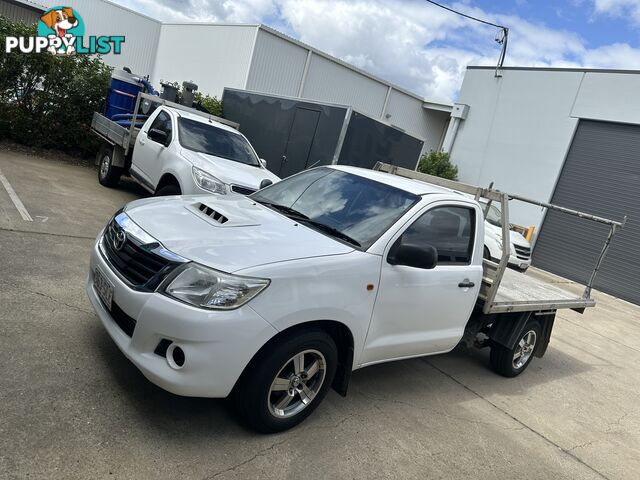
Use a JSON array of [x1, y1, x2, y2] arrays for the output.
[[259, 179, 273, 189], [148, 128, 169, 146], [388, 241, 438, 269]]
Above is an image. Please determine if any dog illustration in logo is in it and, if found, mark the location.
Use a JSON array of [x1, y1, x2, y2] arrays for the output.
[[40, 7, 78, 54]]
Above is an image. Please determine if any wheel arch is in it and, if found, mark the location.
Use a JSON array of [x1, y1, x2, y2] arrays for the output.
[[484, 235, 501, 260], [235, 320, 355, 397], [156, 172, 182, 194]]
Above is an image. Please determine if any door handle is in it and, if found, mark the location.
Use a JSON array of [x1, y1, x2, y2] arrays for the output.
[[458, 280, 475, 288], [282, 155, 287, 163]]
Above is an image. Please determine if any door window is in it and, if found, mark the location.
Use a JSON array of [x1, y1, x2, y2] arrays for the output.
[[396, 206, 475, 265], [148, 110, 172, 144]]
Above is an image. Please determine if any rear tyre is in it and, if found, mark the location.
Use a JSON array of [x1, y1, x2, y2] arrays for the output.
[[97, 147, 123, 187], [233, 329, 338, 433], [490, 319, 541, 377], [155, 184, 181, 196]]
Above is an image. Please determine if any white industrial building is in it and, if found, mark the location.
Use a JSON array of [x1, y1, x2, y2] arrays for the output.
[[1, 0, 452, 155], [445, 66, 640, 305]]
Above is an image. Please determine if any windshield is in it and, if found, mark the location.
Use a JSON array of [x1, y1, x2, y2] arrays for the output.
[[481, 201, 502, 228], [251, 168, 419, 249], [177, 118, 260, 166]]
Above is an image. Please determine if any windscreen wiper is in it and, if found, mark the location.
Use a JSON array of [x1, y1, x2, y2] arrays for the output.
[[257, 201, 309, 219], [256, 201, 360, 247], [294, 218, 361, 248]]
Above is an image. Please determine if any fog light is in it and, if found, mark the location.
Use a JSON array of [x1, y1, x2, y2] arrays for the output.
[[166, 343, 185, 369]]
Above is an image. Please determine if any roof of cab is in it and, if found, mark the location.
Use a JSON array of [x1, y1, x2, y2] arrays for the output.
[[167, 107, 241, 135], [328, 165, 457, 196]]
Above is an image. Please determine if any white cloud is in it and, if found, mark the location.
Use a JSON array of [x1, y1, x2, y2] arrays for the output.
[[582, 42, 640, 66], [592, 0, 640, 24], [111, 0, 640, 102], [114, 0, 278, 23]]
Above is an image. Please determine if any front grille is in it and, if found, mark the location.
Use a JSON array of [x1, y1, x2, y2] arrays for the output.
[[231, 185, 256, 196], [102, 218, 177, 290], [110, 301, 137, 337], [514, 244, 531, 260]]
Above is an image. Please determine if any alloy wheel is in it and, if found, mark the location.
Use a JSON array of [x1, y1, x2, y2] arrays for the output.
[[513, 329, 537, 369], [267, 349, 327, 418], [100, 154, 111, 179]]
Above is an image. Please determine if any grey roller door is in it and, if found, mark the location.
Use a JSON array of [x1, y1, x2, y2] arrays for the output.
[[533, 120, 640, 305]]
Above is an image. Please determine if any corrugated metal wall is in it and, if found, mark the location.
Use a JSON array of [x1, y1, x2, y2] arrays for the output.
[[0, 0, 42, 24], [153, 24, 258, 98], [302, 53, 388, 118], [533, 120, 640, 305], [246, 29, 308, 97], [40, 0, 161, 76]]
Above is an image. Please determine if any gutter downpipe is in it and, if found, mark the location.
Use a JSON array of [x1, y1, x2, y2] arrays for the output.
[[440, 103, 469, 153]]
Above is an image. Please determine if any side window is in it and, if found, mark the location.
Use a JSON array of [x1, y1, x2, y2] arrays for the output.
[[398, 206, 475, 265], [148, 110, 173, 143]]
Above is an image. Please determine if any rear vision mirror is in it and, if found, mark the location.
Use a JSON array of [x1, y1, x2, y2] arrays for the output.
[[259, 179, 273, 189], [148, 128, 169, 146], [387, 241, 437, 270]]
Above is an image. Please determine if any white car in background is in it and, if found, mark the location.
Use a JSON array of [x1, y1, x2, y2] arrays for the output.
[[97, 107, 280, 196], [481, 200, 532, 271]]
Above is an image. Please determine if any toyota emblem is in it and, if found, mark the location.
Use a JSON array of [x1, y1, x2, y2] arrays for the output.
[[113, 229, 126, 251]]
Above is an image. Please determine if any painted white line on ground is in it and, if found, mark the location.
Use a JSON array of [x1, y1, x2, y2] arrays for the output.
[[0, 167, 33, 222]]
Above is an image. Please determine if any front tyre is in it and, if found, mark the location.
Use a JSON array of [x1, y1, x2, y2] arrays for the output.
[[97, 146, 123, 187], [490, 319, 541, 377], [233, 330, 337, 433]]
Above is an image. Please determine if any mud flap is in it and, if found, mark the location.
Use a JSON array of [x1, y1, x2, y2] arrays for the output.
[[332, 344, 354, 397], [489, 312, 532, 351], [489, 311, 556, 358], [96, 142, 126, 168], [534, 312, 556, 358]]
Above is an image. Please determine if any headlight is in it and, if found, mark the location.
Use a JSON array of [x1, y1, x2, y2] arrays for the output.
[[164, 263, 269, 310], [192, 166, 228, 195]]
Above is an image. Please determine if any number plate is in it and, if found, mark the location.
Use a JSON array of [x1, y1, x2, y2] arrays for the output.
[[94, 267, 114, 310]]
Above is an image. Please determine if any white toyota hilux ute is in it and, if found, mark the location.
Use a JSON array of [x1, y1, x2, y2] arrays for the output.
[[86, 166, 577, 433], [97, 107, 280, 196]]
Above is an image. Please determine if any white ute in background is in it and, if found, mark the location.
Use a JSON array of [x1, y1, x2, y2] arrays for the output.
[[97, 107, 280, 196], [481, 200, 532, 271], [87, 165, 600, 433]]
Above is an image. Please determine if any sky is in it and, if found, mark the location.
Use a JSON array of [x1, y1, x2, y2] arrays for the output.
[[111, 0, 640, 103]]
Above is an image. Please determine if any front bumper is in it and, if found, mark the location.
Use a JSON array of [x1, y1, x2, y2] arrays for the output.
[[508, 254, 530, 270], [488, 253, 531, 270], [86, 237, 277, 398]]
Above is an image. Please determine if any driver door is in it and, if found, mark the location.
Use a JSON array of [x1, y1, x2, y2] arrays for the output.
[[360, 202, 483, 365], [133, 109, 173, 189]]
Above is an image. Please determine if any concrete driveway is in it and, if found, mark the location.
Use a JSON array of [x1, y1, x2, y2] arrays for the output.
[[0, 149, 639, 480]]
